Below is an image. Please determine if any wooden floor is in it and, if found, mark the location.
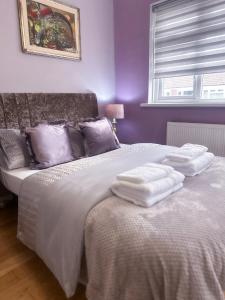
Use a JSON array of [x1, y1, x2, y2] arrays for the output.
[[0, 201, 87, 300]]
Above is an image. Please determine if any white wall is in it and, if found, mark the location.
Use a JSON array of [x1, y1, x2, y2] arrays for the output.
[[0, 0, 115, 103]]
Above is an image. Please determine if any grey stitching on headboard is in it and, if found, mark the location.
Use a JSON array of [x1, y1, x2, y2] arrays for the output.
[[0, 93, 98, 129]]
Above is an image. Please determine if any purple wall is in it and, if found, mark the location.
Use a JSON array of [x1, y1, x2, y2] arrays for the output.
[[0, 0, 115, 105], [114, 0, 225, 144]]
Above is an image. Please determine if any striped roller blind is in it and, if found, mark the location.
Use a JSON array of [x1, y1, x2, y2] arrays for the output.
[[153, 0, 225, 78]]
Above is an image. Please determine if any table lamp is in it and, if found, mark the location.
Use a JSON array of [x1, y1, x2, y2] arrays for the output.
[[105, 104, 124, 132]]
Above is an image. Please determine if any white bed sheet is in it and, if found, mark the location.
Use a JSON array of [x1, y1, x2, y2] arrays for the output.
[[0, 168, 40, 195]]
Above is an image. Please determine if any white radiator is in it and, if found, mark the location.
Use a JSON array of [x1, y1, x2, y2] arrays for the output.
[[167, 122, 225, 157]]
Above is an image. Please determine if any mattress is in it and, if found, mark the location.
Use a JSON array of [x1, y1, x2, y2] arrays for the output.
[[0, 167, 40, 195]]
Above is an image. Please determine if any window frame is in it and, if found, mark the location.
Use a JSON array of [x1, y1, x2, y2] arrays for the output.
[[154, 75, 200, 104], [148, 0, 225, 106]]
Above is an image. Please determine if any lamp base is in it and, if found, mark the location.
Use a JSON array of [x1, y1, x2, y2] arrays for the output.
[[112, 118, 117, 133]]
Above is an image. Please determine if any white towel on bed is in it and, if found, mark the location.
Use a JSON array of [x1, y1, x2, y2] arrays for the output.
[[112, 171, 184, 207], [166, 143, 208, 163], [163, 152, 215, 176], [112, 183, 183, 208], [117, 163, 174, 184]]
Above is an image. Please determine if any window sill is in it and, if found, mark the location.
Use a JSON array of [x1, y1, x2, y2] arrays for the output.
[[141, 102, 225, 108]]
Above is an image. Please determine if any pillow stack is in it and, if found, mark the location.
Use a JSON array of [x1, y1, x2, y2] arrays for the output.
[[0, 117, 120, 170]]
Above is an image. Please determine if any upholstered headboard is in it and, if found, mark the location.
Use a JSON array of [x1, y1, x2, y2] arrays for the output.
[[0, 93, 98, 129]]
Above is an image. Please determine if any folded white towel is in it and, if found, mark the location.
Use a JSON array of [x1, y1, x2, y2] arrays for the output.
[[166, 143, 208, 163], [111, 170, 184, 207], [113, 170, 184, 198], [112, 182, 183, 208], [163, 152, 215, 176], [117, 163, 174, 184]]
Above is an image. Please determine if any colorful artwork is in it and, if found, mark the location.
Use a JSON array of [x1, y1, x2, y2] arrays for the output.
[[18, 0, 81, 60]]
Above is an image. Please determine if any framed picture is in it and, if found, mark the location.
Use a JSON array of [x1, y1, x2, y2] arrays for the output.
[[18, 0, 81, 60]]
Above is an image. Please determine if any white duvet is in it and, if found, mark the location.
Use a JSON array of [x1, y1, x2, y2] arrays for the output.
[[17, 143, 176, 297]]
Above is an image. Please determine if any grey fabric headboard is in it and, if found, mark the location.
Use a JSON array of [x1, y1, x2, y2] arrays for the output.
[[0, 93, 98, 129]]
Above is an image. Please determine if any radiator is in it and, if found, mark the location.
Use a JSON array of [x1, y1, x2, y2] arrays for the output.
[[167, 122, 225, 157]]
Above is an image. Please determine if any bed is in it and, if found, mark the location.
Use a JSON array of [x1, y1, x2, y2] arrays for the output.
[[1, 93, 225, 300]]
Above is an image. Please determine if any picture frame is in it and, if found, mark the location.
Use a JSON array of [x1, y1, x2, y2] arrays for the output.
[[18, 0, 81, 60]]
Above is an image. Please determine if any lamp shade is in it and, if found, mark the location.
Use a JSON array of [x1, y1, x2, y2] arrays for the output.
[[105, 104, 124, 119]]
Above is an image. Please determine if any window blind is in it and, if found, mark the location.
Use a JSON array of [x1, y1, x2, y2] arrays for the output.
[[153, 0, 225, 78]]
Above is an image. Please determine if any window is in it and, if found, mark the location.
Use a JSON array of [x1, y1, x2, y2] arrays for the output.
[[201, 73, 225, 99], [149, 0, 225, 105], [161, 76, 194, 98]]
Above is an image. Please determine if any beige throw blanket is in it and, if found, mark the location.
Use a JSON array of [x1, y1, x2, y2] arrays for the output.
[[85, 157, 225, 300]]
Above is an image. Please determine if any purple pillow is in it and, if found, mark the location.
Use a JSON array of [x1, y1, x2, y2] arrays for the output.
[[26, 124, 74, 169], [79, 118, 120, 156], [66, 125, 86, 158]]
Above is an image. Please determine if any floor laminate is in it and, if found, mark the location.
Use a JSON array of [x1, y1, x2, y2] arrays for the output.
[[0, 202, 87, 300]]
